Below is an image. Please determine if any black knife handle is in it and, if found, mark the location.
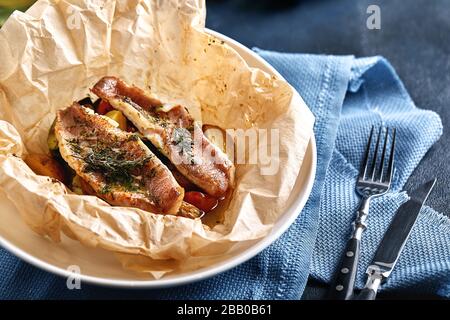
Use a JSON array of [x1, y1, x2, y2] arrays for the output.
[[327, 237, 360, 300], [354, 288, 377, 300]]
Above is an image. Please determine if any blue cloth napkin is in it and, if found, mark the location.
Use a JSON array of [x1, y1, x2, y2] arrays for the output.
[[0, 51, 448, 299]]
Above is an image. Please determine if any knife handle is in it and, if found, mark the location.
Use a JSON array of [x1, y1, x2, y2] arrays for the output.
[[353, 266, 383, 300], [354, 288, 377, 300], [327, 237, 360, 300]]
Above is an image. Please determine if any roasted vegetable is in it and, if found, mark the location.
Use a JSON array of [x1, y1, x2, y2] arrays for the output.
[[24, 153, 67, 184], [202, 125, 225, 152], [71, 175, 84, 195], [47, 121, 77, 181], [178, 201, 204, 219], [97, 100, 113, 115], [105, 110, 127, 131], [47, 119, 60, 157], [71, 175, 96, 195], [184, 191, 218, 213], [203, 124, 235, 163]]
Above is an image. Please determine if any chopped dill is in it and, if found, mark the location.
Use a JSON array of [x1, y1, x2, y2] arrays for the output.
[[67, 138, 152, 193], [67, 139, 82, 154], [83, 148, 152, 188]]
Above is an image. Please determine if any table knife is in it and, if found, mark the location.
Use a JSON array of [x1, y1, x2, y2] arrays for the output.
[[354, 179, 436, 300]]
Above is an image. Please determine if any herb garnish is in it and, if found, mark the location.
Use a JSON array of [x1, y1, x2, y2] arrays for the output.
[[68, 138, 152, 192], [83, 148, 152, 188]]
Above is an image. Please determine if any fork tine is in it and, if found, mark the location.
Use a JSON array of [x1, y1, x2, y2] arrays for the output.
[[360, 126, 374, 179], [385, 128, 396, 184], [376, 128, 390, 182], [370, 127, 383, 180]]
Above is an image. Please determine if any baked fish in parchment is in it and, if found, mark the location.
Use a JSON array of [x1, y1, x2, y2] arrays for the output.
[[92, 77, 235, 198], [55, 103, 185, 215]]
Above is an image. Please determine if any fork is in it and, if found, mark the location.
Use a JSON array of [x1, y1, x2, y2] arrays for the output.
[[327, 126, 396, 300]]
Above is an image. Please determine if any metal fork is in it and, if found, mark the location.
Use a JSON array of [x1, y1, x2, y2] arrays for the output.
[[327, 126, 396, 300]]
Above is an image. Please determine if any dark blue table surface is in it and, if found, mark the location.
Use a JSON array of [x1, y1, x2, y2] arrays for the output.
[[206, 0, 449, 299], [0, 0, 447, 300]]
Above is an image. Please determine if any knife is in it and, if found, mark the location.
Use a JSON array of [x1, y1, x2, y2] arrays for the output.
[[354, 179, 436, 300]]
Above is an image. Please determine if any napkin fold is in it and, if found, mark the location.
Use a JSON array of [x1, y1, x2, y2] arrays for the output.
[[0, 51, 448, 299]]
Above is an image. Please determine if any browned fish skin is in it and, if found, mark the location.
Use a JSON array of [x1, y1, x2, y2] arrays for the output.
[[55, 103, 184, 215], [78, 174, 202, 218], [92, 77, 235, 198]]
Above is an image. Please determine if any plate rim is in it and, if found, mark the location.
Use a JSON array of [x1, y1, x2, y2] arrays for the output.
[[0, 29, 317, 289]]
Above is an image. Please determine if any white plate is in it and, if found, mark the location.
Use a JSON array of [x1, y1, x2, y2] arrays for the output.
[[0, 30, 317, 288]]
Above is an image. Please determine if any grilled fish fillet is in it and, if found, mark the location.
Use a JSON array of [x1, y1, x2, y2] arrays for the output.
[[55, 103, 184, 215], [92, 77, 235, 198]]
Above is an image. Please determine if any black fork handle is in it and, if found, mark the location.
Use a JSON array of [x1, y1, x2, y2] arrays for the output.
[[326, 236, 361, 300], [327, 200, 369, 300]]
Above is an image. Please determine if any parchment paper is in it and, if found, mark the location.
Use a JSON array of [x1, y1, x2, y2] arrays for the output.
[[0, 0, 314, 277]]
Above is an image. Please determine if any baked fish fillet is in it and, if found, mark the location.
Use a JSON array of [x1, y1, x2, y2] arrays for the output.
[[55, 103, 184, 215], [76, 172, 203, 219], [92, 77, 235, 198]]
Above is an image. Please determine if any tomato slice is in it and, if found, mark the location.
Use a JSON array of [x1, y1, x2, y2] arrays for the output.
[[184, 191, 218, 213], [97, 100, 113, 115]]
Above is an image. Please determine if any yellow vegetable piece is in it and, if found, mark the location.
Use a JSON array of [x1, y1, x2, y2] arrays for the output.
[[105, 110, 127, 131], [203, 125, 226, 153], [203, 124, 235, 163], [47, 119, 59, 155], [71, 175, 84, 195]]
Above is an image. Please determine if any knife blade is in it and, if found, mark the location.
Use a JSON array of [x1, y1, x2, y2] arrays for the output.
[[354, 179, 436, 300]]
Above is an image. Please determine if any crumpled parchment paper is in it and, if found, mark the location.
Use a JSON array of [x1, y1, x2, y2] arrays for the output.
[[0, 0, 314, 278]]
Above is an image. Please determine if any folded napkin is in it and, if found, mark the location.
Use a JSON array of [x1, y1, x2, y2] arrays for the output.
[[0, 51, 448, 299]]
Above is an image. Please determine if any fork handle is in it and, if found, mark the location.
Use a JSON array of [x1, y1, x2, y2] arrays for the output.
[[327, 199, 369, 300], [326, 236, 361, 300]]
